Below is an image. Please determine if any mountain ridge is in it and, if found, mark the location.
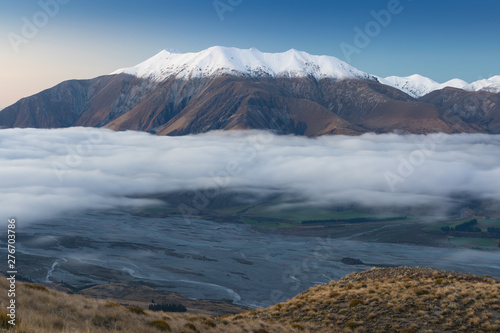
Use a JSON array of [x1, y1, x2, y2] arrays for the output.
[[111, 46, 376, 82], [1, 46, 499, 136], [111, 46, 500, 98]]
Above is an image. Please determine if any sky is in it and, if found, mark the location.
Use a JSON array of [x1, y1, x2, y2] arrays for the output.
[[1, 0, 499, 109]]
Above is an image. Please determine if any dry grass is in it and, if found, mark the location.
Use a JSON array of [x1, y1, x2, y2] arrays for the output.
[[0, 278, 303, 332], [242, 267, 500, 333], [1, 267, 499, 332]]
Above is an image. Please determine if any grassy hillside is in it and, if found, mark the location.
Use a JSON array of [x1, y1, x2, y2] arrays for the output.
[[0, 278, 295, 333], [242, 267, 500, 332], [1, 267, 499, 332]]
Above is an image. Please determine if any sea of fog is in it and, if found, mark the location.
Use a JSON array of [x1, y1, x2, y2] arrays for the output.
[[1, 127, 500, 222]]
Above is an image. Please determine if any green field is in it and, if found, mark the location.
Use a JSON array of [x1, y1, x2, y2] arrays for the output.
[[479, 219, 500, 227], [239, 203, 386, 228], [134, 193, 500, 250], [424, 219, 471, 232], [140, 206, 176, 214], [425, 218, 500, 232], [449, 237, 499, 249], [136, 193, 411, 228], [241, 217, 296, 228], [425, 218, 500, 249], [243, 207, 373, 222]]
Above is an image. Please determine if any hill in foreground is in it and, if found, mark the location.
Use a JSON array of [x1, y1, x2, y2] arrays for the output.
[[1, 267, 499, 332]]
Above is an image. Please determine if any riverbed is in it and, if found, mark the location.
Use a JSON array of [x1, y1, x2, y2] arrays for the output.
[[6, 211, 500, 308]]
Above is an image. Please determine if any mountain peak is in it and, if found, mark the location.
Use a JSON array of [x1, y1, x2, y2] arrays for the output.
[[164, 48, 181, 54], [111, 46, 375, 82], [465, 75, 500, 93], [406, 74, 436, 81], [112, 46, 499, 97], [379, 74, 469, 98]]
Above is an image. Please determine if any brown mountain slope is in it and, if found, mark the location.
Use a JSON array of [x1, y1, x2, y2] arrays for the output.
[[420, 87, 500, 133], [102, 76, 226, 132], [151, 77, 364, 136], [1, 73, 499, 136], [111, 76, 479, 136], [0, 74, 157, 129], [316, 79, 473, 134], [0, 79, 92, 128]]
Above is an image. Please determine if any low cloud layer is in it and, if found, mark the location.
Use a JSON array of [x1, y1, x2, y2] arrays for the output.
[[1, 128, 499, 223]]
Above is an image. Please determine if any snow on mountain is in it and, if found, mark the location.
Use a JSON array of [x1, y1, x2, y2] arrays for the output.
[[444, 78, 471, 89], [112, 46, 499, 98], [464, 76, 500, 94], [112, 46, 375, 82], [379, 74, 500, 98], [378, 74, 468, 98]]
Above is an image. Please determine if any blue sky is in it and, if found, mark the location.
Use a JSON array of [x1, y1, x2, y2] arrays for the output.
[[1, 0, 499, 108]]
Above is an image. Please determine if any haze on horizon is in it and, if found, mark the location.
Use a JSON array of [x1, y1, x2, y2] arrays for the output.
[[1, 0, 499, 109]]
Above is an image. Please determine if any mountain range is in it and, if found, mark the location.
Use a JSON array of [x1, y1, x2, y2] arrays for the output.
[[1, 46, 499, 136]]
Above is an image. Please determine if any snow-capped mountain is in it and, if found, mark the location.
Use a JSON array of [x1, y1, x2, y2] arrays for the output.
[[378, 74, 500, 98], [113, 46, 499, 99], [378, 75, 468, 99], [112, 46, 375, 82], [464, 76, 500, 94], [1, 46, 499, 136]]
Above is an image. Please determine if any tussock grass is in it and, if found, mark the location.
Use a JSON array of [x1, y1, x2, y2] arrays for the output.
[[0, 310, 14, 329], [104, 301, 121, 308], [148, 319, 171, 331], [22, 283, 48, 292], [126, 305, 145, 315]]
